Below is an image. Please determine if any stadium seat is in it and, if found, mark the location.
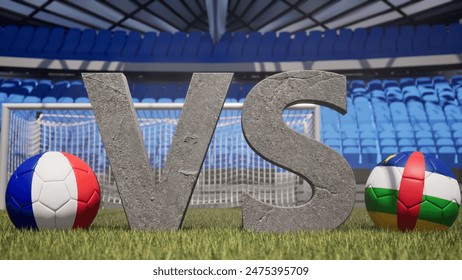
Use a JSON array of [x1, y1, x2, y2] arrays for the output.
[[413, 24, 431, 55], [403, 86, 421, 103], [74, 29, 96, 59], [287, 31, 307, 60], [303, 30, 322, 59], [242, 32, 262, 60], [273, 32, 291, 59], [0, 25, 19, 54], [343, 147, 360, 168], [168, 32, 187, 60], [90, 29, 111, 59], [381, 146, 398, 159], [380, 138, 397, 147], [349, 28, 367, 59], [106, 30, 127, 60], [425, 102, 446, 124], [258, 32, 276, 60], [365, 27, 383, 57], [9, 26, 35, 56], [153, 32, 172, 60], [361, 146, 378, 167], [181, 32, 202, 61], [213, 32, 232, 60], [438, 146, 457, 166], [333, 29, 352, 59], [197, 33, 214, 61], [227, 32, 246, 60], [380, 26, 398, 57], [121, 31, 142, 61], [318, 29, 337, 60], [27, 26, 50, 57], [396, 25, 414, 56], [60, 28, 82, 58], [447, 23, 462, 53], [43, 27, 65, 58], [390, 102, 409, 123], [429, 24, 447, 54], [137, 32, 157, 60], [407, 101, 427, 123]]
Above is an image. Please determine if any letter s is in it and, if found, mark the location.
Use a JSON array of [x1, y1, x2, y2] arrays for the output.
[[241, 70, 355, 232]]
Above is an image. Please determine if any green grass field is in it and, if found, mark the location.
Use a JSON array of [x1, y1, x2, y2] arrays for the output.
[[0, 207, 461, 259]]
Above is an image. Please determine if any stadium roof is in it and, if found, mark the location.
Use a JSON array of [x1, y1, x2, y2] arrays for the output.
[[0, 0, 461, 40]]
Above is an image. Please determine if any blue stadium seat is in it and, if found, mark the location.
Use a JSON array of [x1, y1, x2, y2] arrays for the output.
[[381, 147, 398, 159], [258, 32, 276, 60], [74, 29, 96, 59], [197, 33, 214, 61], [60, 28, 82, 58], [367, 80, 383, 91], [380, 138, 397, 147], [396, 25, 414, 56], [137, 32, 157, 60], [9, 26, 34, 56], [43, 27, 65, 58], [343, 147, 360, 168], [273, 32, 291, 59], [407, 101, 427, 123], [385, 86, 403, 102], [213, 32, 232, 60], [27, 26, 50, 57], [413, 24, 431, 55], [443, 105, 462, 124], [365, 27, 383, 57], [362, 147, 378, 167], [415, 130, 433, 139], [242, 32, 262, 60], [303, 30, 321, 59], [419, 146, 437, 157], [318, 29, 337, 60], [438, 146, 457, 166], [447, 23, 462, 53], [429, 24, 447, 54], [288, 31, 307, 60], [168, 32, 187, 60], [403, 86, 421, 103], [90, 29, 111, 59], [106, 30, 127, 60], [333, 28, 352, 59], [349, 28, 367, 59], [425, 102, 446, 124], [0, 25, 19, 54], [398, 138, 416, 148], [380, 26, 398, 57], [227, 32, 246, 60], [121, 31, 141, 61], [152, 32, 172, 60], [390, 101, 409, 123], [182, 32, 202, 61], [400, 77, 415, 87], [417, 138, 436, 148]]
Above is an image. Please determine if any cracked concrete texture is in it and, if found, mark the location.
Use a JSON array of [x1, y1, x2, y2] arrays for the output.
[[241, 70, 356, 232]]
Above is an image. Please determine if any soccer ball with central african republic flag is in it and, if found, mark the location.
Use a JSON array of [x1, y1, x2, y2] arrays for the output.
[[365, 151, 460, 231]]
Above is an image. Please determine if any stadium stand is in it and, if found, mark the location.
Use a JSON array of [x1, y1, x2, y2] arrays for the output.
[[0, 23, 461, 62], [0, 74, 461, 169]]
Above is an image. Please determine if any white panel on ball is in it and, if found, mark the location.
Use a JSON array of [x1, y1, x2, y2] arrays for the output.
[[34, 152, 73, 182], [55, 199, 78, 229], [33, 202, 56, 229]]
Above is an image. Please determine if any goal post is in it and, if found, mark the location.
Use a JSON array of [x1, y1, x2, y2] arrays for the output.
[[0, 102, 320, 210]]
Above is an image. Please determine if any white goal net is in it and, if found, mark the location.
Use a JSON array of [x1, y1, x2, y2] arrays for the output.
[[0, 103, 319, 209]]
